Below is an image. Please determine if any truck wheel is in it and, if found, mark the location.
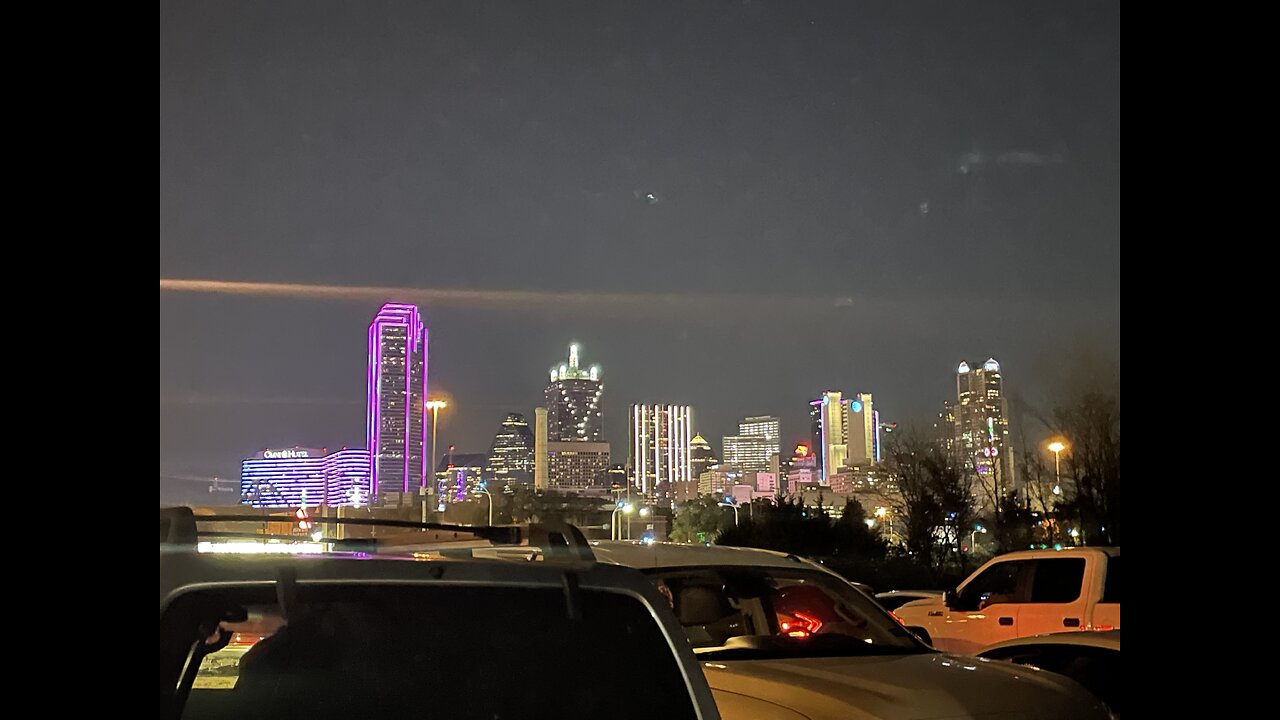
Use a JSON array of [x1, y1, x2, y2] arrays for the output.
[[906, 627, 933, 645]]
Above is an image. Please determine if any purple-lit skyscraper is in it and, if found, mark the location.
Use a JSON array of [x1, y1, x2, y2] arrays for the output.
[[366, 303, 428, 505]]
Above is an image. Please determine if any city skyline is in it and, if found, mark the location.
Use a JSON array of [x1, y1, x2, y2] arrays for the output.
[[164, 303, 1094, 504], [219, 299, 1034, 510]]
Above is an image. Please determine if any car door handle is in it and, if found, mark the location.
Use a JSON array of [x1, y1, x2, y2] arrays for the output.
[[998, 617, 1013, 626], [1063, 618, 1081, 628]]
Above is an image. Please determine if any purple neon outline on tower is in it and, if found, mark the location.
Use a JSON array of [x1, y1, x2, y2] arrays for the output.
[[367, 303, 427, 502]]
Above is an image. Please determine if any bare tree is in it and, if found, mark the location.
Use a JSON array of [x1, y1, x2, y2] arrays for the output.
[[1018, 448, 1063, 548], [880, 432, 940, 572], [880, 431, 979, 578], [922, 443, 979, 574], [1056, 392, 1120, 545]]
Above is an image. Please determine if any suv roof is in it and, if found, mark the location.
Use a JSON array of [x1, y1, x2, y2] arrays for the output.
[[590, 540, 810, 570], [589, 540, 875, 594]]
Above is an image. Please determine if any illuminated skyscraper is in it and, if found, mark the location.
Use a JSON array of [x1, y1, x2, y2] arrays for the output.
[[845, 393, 877, 467], [366, 303, 428, 505], [811, 392, 847, 483], [954, 359, 1015, 485], [488, 413, 535, 488], [811, 391, 880, 482], [630, 404, 693, 498], [935, 400, 957, 456], [723, 416, 780, 472], [544, 343, 603, 441], [689, 434, 719, 486], [809, 402, 825, 477]]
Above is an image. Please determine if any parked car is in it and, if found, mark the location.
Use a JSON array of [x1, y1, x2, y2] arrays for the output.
[[874, 590, 943, 613], [895, 547, 1120, 655], [979, 631, 1120, 717], [160, 508, 721, 720], [593, 540, 1114, 720]]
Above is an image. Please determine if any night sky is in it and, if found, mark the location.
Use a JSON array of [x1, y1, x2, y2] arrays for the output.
[[160, 1, 1121, 503]]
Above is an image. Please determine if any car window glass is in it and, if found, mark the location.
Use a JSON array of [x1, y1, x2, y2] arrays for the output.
[[167, 584, 697, 720], [960, 561, 1027, 608], [1029, 558, 1085, 603]]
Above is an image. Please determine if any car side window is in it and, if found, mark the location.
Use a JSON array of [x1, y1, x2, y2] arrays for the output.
[[1028, 558, 1086, 603], [959, 561, 1028, 610]]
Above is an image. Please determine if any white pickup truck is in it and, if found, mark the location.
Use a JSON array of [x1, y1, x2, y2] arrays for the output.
[[894, 547, 1120, 655]]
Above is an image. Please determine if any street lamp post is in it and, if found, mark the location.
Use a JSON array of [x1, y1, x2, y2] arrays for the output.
[[425, 400, 448, 523], [612, 502, 637, 540], [970, 525, 987, 552], [1048, 441, 1066, 496], [476, 483, 493, 526], [720, 500, 739, 526]]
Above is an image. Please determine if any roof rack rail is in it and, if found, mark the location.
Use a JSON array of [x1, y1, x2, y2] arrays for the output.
[[159, 507, 596, 564]]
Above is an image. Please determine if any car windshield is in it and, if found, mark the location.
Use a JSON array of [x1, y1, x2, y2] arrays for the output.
[[645, 566, 925, 660]]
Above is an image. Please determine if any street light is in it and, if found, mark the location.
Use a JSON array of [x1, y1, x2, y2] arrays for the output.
[[475, 482, 493, 526], [424, 400, 448, 523], [970, 524, 987, 551], [1047, 440, 1066, 496], [875, 506, 895, 542], [612, 502, 636, 540], [719, 500, 739, 526]]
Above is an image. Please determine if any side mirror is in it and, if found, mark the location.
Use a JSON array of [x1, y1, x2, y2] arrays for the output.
[[943, 589, 959, 610]]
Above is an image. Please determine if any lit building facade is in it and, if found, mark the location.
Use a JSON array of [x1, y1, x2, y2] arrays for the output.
[[604, 464, 628, 490], [811, 392, 847, 482], [722, 415, 780, 472], [699, 464, 743, 496], [740, 416, 780, 445], [954, 359, 1015, 486], [811, 391, 880, 482], [722, 435, 771, 472], [845, 393, 878, 467], [366, 303, 428, 505], [534, 407, 549, 489], [935, 401, 957, 457], [547, 441, 611, 490], [488, 413, 535, 488], [434, 451, 489, 504], [809, 402, 825, 480], [241, 447, 371, 508], [689, 434, 719, 487], [544, 343, 603, 441], [629, 404, 693, 498]]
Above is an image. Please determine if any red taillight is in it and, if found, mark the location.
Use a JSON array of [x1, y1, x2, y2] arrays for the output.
[[890, 611, 903, 624], [779, 611, 823, 638]]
